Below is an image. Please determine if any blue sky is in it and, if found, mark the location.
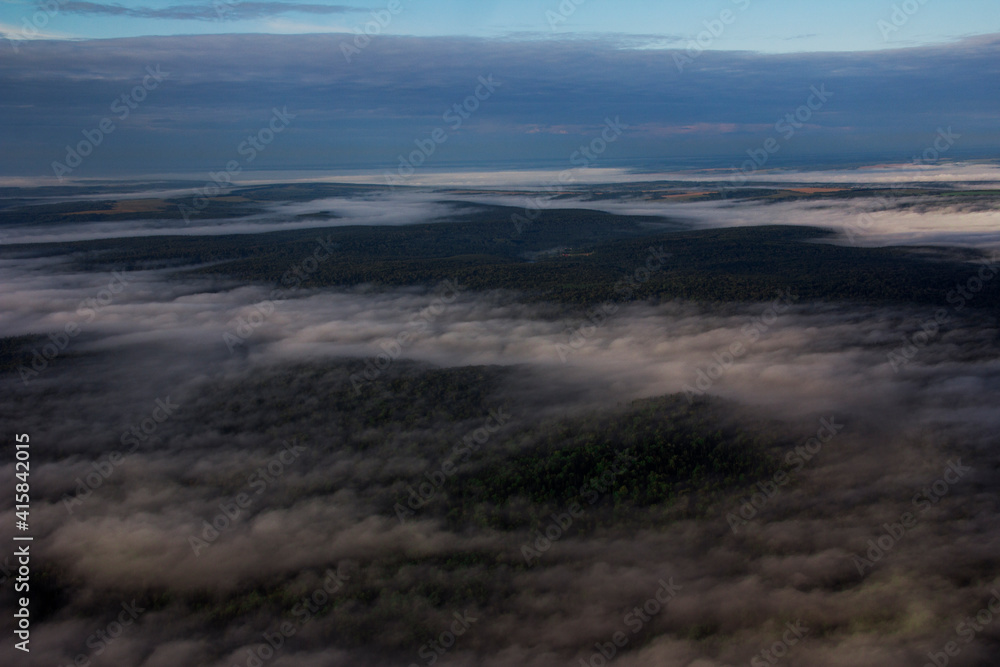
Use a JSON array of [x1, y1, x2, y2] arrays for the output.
[[2, 0, 998, 51]]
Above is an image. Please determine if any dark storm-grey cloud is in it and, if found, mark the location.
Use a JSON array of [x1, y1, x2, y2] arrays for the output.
[[0, 33, 998, 176]]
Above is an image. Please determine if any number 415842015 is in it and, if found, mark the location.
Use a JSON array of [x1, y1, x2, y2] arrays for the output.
[[15, 434, 29, 527]]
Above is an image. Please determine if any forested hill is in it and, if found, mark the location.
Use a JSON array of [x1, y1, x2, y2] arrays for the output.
[[2, 204, 997, 308]]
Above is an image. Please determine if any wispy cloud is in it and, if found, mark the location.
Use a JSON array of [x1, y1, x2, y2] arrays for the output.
[[0, 19, 73, 41], [59, 1, 366, 21]]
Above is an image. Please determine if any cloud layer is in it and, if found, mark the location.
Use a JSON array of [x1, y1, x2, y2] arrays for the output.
[[1, 33, 998, 177], [2, 234, 1000, 664], [59, 1, 365, 21]]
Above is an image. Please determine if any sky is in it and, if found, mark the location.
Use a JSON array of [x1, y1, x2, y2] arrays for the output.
[[2, 0, 998, 51], [0, 1, 998, 180]]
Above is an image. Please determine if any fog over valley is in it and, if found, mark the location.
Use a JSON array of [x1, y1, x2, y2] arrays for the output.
[[2, 178, 1000, 666], [2, 5, 999, 665]]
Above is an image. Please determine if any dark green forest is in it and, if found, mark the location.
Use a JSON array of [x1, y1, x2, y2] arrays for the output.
[[8, 359, 796, 650], [3, 203, 998, 309]]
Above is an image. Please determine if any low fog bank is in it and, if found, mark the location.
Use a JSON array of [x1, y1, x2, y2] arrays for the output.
[[1, 260, 999, 665], [304, 163, 1000, 188], [2, 260, 998, 426], [0, 192, 466, 245], [2, 182, 998, 255], [433, 192, 1000, 253]]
